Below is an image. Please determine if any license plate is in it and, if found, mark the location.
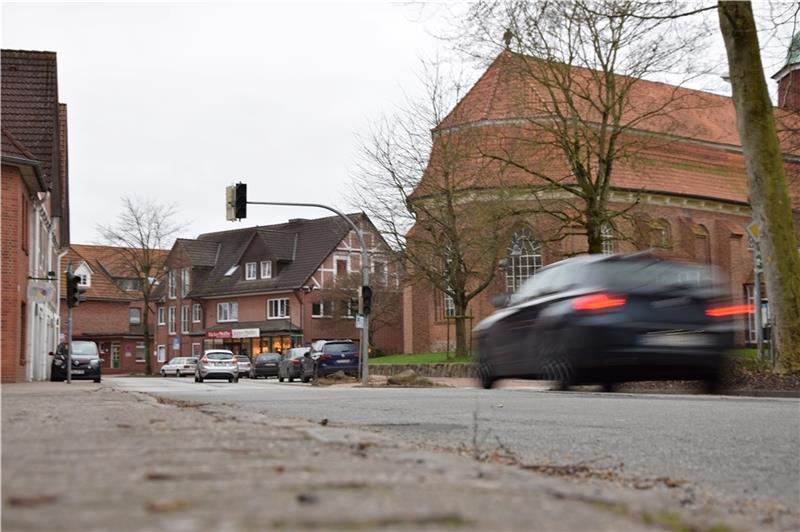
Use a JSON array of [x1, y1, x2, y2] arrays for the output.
[[265, 363, 276, 367], [640, 333, 712, 347], [336, 359, 351, 364], [72, 369, 85, 374]]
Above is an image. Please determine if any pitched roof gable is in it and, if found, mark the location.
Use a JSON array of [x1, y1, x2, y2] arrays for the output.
[[186, 214, 362, 297]]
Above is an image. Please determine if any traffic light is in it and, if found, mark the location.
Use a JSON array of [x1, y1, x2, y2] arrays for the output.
[[226, 182, 247, 221], [66, 275, 86, 308], [359, 285, 373, 315]]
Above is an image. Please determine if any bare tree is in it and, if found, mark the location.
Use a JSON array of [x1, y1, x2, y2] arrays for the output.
[[352, 60, 523, 357], [449, 0, 718, 253], [97, 197, 181, 375], [718, 1, 800, 371]]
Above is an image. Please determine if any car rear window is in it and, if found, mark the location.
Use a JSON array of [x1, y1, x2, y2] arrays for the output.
[[588, 259, 713, 290], [257, 354, 280, 362], [186, 358, 198, 363], [205, 352, 234, 360], [323, 343, 356, 355], [237, 356, 250, 362]]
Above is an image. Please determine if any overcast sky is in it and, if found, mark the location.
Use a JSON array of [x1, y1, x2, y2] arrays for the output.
[[2, 2, 795, 246]]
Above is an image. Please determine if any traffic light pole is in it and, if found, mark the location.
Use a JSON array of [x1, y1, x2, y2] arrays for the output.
[[66, 263, 73, 384], [246, 201, 371, 385]]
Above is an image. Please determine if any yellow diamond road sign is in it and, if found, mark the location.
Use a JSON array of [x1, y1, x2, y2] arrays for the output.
[[746, 221, 762, 241]]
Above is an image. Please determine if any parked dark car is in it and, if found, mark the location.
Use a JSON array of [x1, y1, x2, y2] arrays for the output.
[[278, 347, 311, 382], [310, 340, 360, 378], [250, 353, 281, 379], [474, 253, 745, 393], [50, 341, 102, 383]]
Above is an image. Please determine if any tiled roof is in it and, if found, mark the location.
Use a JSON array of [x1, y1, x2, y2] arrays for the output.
[[186, 214, 362, 298], [1, 127, 37, 160], [1, 50, 60, 189], [423, 50, 800, 206], [61, 244, 169, 301], [177, 239, 220, 267]]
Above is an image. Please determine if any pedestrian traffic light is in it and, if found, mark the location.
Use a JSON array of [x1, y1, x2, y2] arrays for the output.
[[225, 182, 247, 221], [360, 285, 373, 315], [66, 275, 86, 308]]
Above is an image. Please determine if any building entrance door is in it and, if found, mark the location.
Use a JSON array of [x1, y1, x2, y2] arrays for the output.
[[111, 343, 120, 369]]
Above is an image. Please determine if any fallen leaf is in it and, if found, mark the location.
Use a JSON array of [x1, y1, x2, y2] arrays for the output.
[[7, 494, 59, 507], [146, 499, 190, 513]]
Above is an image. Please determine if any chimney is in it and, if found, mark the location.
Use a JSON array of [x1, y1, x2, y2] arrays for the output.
[[773, 33, 799, 111]]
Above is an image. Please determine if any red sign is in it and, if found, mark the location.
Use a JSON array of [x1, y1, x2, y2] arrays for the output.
[[206, 330, 232, 339]]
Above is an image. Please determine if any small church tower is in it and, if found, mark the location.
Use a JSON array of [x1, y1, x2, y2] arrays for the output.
[[772, 33, 799, 110]]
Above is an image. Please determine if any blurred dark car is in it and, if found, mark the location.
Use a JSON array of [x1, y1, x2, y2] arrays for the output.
[[50, 341, 102, 383], [310, 340, 360, 378], [278, 347, 311, 382], [250, 353, 281, 379], [474, 253, 746, 393]]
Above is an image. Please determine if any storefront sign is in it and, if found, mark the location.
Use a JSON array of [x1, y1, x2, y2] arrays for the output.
[[27, 281, 54, 303], [232, 328, 260, 339], [207, 330, 232, 339]]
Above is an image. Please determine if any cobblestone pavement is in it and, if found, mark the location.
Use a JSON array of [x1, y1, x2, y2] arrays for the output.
[[1, 382, 788, 531]]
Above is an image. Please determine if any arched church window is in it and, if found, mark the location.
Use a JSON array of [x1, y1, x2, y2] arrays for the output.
[[505, 229, 542, 292]]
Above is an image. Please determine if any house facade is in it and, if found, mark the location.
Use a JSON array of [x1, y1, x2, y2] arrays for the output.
[[153, 213, 402, 366], [59, 245, 165, 374], [1, 50, 70, 382], [404, 47, 800, 354]]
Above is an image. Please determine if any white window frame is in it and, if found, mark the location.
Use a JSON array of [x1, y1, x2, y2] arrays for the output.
[[129, 307, 142, 325], [245, 262, 257, 280], [168, 269, 176, 299], [311, 300, 331, 318], [157, 307, 165, 326], [75, 263, 92, 287], [157, 345, 166, 363], [191, 343, 201, 356], [181, 267, 190, 295], [601, 224, 615, 256], [217, 302, 239, 323], [181, 305, 189, 334], [192, 303, 202, 323], [335, 255, 350, 277], [443, 293, 456, 318], [268, 298, 289, 319], [505, 230, 543, 293], [168, 306, 176, 335], [260, 260, 272, 279]]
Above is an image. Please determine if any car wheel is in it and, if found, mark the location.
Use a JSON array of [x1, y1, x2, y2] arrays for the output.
[[94, 377, 101, 383], [601, 382, 617, 393], [288, 375, 294, 383], [161, 370, 166, 377], [234, 376, 239, 383], [278, 375, 284, 382], [477, 362, 496, 390], [301, 375, 310, 383]]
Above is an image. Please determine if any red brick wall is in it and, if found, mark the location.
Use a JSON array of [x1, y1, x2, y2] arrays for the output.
[[778, 69, 799, 111], [2, 165, 30, 383]]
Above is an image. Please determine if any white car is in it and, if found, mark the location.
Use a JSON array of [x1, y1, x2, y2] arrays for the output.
[[195, 350, 239, 383], [160, 357, 198, 377]]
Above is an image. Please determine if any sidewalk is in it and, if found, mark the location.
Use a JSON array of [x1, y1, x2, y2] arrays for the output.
[[0, 382, 773, 531]]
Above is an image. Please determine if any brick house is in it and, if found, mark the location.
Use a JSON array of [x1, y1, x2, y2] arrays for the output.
[[404, 48, 799, 354], [1, 50, 70, 382], [59, 245, 167, 374], [152, 213, 402, 366]]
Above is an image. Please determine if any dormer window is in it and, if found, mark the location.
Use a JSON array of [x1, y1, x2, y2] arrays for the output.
[[75, 263, 92, 287], [245, 262, 257, 280], [261, 261, 272, 279]]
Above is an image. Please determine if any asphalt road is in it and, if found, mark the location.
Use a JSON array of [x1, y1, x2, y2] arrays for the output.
[[112, 377, 800, 511]]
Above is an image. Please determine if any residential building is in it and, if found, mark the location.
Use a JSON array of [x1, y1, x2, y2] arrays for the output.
[[404, 47, 799, 353], [153, 213, 402, 365], [1, 49, 70, 382], [59, 245, 167, 374]]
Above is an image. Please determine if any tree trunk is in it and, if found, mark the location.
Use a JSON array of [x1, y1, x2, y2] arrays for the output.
[[454, 307, 468, 359], [718, 1, 800, 371], [143, 300, 152, 375]]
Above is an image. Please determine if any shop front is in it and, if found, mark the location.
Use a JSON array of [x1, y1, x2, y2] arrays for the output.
[[205, 320, 304, 357]]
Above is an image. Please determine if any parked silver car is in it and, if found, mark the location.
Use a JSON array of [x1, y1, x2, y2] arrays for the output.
[[236, 355, 252, 378], [160, 357, 198, 377], [195, 350, 239, 383]]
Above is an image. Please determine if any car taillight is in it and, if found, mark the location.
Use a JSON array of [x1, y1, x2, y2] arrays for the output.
[[706, 304, 753, 317], [319, 354, 332, 362], [291, 359, 301, 366], [573, 293, 626, 311], [201, 356, 209, 364]]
